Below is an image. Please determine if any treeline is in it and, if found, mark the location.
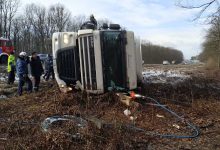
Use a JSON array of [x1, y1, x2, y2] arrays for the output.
[[198, 12, 220, 67], [0, 1, 109, 55], [1, 0, 184, 62], [142, 42, 184, 64]]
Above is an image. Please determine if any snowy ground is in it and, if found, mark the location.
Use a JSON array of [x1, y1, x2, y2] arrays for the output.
[[0, 73, 19, 82], [0, 65, 7, 82], [0, 73, 7, 82], [142, 64, 220, 103], [142, 69, 190, 85], [142, 64, 211, 85]]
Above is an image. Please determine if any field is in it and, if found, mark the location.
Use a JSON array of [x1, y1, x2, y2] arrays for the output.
[[0, 64, 220, 150]]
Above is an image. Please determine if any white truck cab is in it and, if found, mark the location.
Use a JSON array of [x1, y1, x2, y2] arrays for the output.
[[52, 24, 143, 94]]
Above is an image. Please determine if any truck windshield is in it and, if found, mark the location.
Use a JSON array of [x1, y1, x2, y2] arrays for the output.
[[101, 31, 126, 90]]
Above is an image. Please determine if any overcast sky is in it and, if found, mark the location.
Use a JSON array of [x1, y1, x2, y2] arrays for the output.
[[20, 0, 214, 59]]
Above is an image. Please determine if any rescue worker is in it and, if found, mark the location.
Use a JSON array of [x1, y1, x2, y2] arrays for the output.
[[30, 52, 44, 92], [16, 52, 32, 96], [7, 51, 16, 84], [80, 14, 97, 30], [43, 54, 54, 81], [90, 14, 97, 29]]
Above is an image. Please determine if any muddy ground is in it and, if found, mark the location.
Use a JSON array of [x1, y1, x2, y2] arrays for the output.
[[0, 64, 220, 150]]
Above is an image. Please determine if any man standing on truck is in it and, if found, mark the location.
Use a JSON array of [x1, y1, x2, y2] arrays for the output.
[[80, 14, 97, 30], [90, 14, 97, 29], [16, 52, 32, 96], [30, 52, 44, 92], [7, 51, 16, 84]]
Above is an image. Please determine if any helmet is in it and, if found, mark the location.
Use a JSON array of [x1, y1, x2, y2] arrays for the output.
[[19, 52, 27, 57]]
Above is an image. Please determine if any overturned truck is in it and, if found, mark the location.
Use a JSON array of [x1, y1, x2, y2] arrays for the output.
[[52, 24, 143, 94]]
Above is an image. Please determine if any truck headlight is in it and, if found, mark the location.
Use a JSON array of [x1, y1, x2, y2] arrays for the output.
[[55, 39, 58, 44], [63, 34, 69, 44]]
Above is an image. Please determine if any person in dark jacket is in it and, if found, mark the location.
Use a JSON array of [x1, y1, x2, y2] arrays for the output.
[[90, 14, 97, 29], [43, 54, 54, 81], [80, 14, 97, 30], [16, 52, 32, 96], [30, 52, 44, 92]]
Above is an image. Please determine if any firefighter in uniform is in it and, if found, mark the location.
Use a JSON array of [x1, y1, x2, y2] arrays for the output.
[[7, 51, 16, 84], [16, 52, 33, 96]]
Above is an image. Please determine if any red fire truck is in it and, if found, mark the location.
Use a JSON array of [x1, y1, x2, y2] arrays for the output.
[[0, 37, 14, 64]]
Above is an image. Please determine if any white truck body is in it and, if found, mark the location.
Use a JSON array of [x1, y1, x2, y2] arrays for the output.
[[52, 29, 143, 93]]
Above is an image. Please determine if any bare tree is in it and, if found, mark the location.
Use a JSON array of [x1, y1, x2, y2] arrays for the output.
[[66, 15, 86, 32], [10, 2, 130, 56], [142, 43, 184, 64], [22, 4, 36, 52], [199, 12, 220, 67], [12, 3, 73, 54], [1, 0, 20, 38], [0, 0, 3, 37], [32, 4, 47, 52], [176, 0, 220, 21], [48, 3, 71, 32], [11, 16, 22, 52]]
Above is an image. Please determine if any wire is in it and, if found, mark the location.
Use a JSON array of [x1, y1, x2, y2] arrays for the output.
[[0, 95, 200, 139], [136, 96, 200, 138]]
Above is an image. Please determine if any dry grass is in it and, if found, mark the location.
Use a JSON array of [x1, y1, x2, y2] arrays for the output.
[[0, 64, 220, 149]]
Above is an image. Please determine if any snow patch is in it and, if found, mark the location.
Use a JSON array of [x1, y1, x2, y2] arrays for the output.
[[0, 73, 7, 82], [0, 73, 19, 82], [142, 70, 190, 84]]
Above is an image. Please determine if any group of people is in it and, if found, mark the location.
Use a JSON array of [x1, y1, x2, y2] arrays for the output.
[[7, 51, 54, 96], [5, 15, 97, 96]]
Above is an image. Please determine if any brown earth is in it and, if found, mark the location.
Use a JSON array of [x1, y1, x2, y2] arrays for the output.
[[0, 64, 220, 150]]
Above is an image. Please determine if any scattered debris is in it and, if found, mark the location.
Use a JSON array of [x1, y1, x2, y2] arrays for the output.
[[129, 116, 137, 121], [172, 124, 180, 129], [0, 95, 7, 99], [41, 115, 88, 132], [124, 109, 131, 116], [75, 81, 83, 90], [41, 115, 88, 140], [117, 93, 132, 106], [156, 114, 165, 118], [59, 86, 73, 93]]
